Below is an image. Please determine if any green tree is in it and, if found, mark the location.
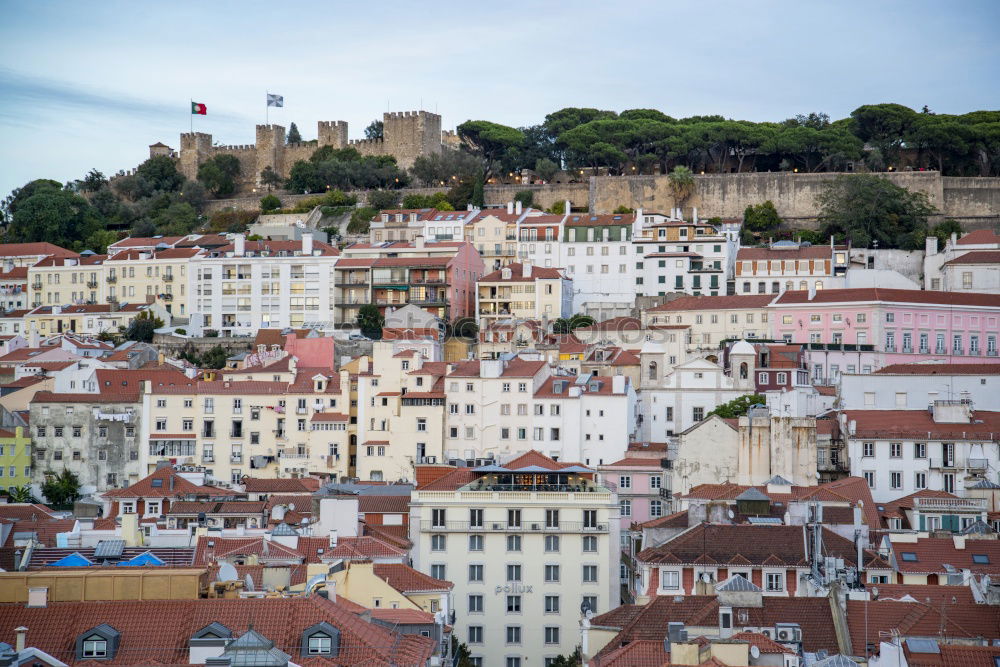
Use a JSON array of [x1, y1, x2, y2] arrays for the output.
[[135, 155, 185, 193], [201, 345, 229, 369], [613, 205, 633, 214], [457, 120, 526, 176], [6, 485, 36, 503], [514, 190, 535, 209], [471, 177, 485, 207], [197, 154, 242, 197], [547, 200, 567, 215], [368, 190, 400, 210], [286, 122, 302, 144], [365, 120, 384, 140], [41, 469, 81, 508], [534, 157, 559, 181], [77, 168, 108, 193], [83, 229, 118, 254], [125, 311, 164, 342], [546, 647, 583, 667], [552, 313, 595, 334], [348, 207, 376, 234], [849, 103, 918, 167], [260, 166, 283, 192], [929, 218, 963, 246], [743, 201, 781, 232], [817, 174, 936, 249], [451, 637, 476, 667], [357, 304, 385, 340], [260, 194, 281, 212], [409, 149, 484, 187], [708, 394, 767, 419], [6, 183, 103, 249], [668, 165, 695, 209]]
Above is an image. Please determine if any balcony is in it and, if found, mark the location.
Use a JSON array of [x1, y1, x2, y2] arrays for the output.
[[936, 347, 947, 355], [967, 458, 988, 471], [230, 455, 243, 464], [106, 275, 117, 284], [953, 348, 964, 356], [273, 430, 286, 439], [86, 280, 99, 289], [989, 350, 999, 357], [919, 347, 929, 354], [913, 496, 986, 511], [31, 282, 42, 291], [902, 346, 913, 354], [202, 456, 215, 463], [929, 458, 956, 470], [659, 487, 672, 499], [163, 274, 174, 282]]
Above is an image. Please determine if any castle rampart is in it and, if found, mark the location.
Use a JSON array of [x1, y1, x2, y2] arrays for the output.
[[168, 111, 444, 190]]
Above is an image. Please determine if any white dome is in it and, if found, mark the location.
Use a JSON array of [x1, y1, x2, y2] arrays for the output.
[[730, 339, 756, 356]]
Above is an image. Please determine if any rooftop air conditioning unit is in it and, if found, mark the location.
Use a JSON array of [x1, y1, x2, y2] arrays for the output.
[[531, 524, 541, 531]]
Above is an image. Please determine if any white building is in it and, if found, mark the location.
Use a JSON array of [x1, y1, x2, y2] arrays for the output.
[[840, 402, 1000, 502], [410, 452, 620, 667], [190, 234, 341, 336], [839, 363, 1000, 411], [443, 354, 637, 467], [924, 229, 1000, 293]]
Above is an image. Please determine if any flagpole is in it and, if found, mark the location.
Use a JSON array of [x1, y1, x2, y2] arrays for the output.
[[266, 90, 269, 125], [190, 99, 193, 134]]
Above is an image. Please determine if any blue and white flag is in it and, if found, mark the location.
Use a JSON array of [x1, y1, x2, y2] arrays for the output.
[[266, 93, 284, 108]]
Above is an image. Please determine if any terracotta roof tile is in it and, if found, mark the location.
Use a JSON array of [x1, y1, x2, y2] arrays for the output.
[[102, 466, 226, 500], [647, 294, 775, 312], [875, 363, 1000, 375], [773, 288, 1000, 308], [373, 563, 452, 593], [843, 409, 1000, 439], [957, 229, 1000, 245]]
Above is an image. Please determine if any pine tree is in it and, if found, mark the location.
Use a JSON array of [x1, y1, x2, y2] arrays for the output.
[[287, 123, 302, 144]]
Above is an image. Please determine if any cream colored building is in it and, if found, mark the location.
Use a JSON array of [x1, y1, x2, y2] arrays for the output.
[[476, 262, 572, 329], [465, 208, 520, 272], [27, 254, 108, 308], [24, 302, 164, 337], [642, 294, 775, 355], [106, 247, 201, 316], [410, 452, 620, 667]]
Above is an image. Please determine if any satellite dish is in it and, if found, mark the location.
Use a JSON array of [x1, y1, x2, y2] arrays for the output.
[[288, 503, 295, 512], [701, 572, 712, 583], [750, 646, 761, 659], [728, 509, 735, 519], [244, 573, 255, 591], [217, 562, 239, 582]]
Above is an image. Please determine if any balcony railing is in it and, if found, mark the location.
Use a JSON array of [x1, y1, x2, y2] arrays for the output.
[[929, 458, 956, 469], [967, 458, 988, 470], [106, 275, 117, 284], [230, 455, 243, 463], [913, 496, 986, 511], [163, 274, 174, 282], [421, 520, 608, 533], [86, 280, 99, 289]]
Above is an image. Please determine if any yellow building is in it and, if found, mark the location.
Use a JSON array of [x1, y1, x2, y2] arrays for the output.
[[0, 426, 31, 492], [642, 294, 775, 354], [105, 247, 201, 316], [27, 254, 108, 308], [475, 262, 572, 329], [24, 302, 163, 337], [327, 560, 452, 613], [465, 209, 519, 272]]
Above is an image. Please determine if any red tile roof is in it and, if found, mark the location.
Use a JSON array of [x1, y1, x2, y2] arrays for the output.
[[907, 644, 1000, 667], [357, 495, 410, 514], [738, 245, 842, 260], [0, 503, 58, 522], [875, 363, 1000, 375], [602, 457, 665, 468], [216, 239, 340, 256], [772, 287, 1000, 308], [889, 537, 1000, 575], [101, 466, 224, 499], [0, 595, 435, 665], [0, 242, 76, 258], [637, 523, 886, 569], [843, 409, 1000, 439], [591, 639, 669, 667], [957, 229, 1000, 245], [647, 294, 775, 312], [108, 235, 186, 248], [731, 632, 796, 654], [32, 390, 140, 403], [328, 536, 407, 560], [373, 563, 452, 592], [639, 510, 689, 529], [943, 250, 1000, 265], [480, 262, 565, 282], [847, 596, 1000, 651], [242, 477, 319, 493]]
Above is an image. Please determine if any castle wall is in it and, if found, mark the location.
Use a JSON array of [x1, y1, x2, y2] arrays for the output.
[[484, 183, 590, 210]]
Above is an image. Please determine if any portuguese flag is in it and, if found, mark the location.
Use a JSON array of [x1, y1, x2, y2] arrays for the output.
[[191, 101, 207, 115]]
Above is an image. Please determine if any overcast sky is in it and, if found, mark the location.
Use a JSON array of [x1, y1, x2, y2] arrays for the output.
[[1, 0, 998, 197]]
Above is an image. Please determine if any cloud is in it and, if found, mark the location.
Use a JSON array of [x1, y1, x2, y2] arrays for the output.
[[0, 68, 245, 127]]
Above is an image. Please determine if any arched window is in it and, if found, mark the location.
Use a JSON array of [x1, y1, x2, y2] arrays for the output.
[[648, 361, 658, 381], [740, 362, 748, 379]]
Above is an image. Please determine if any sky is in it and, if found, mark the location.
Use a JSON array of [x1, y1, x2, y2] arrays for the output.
[[1, 0, 998, 197]]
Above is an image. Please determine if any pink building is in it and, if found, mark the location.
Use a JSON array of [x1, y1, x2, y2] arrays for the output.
[[769, 288, 1000, 380]]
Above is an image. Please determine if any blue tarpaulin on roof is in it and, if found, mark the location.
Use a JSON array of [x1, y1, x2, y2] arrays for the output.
[[117, 551, 165, 567], [49, 552, 93, 567]]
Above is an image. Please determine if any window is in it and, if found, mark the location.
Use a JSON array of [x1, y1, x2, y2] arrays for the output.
[[82, 636, 108, 658], [470, 508, 484, 528], [583, 565, 598, 583], [506, 595, 521, 613], [900, 552, 918, 562], [972, 554, 990, 565], [508, 509, 521, 527], [431, 509, 446, 527], [507, 564, 522, 582], [582, 535, 597, 552], [650, 475, 662, 489], [431, 534, 446, 551], [506, 626, 522, 644], [661, 570, 680, 590], [545, 564, 560, 582], [545, 509, 560, 528], [468, 625, 484, 644], [582, 595, 598, 615], [469, 534, 484, 551], [650, 500, 663, 517], [863, 442, 874, 457], [545, 626, 560, 645], [890, 442, 902, 458], [469, 594, 484, 613], [620, 499, 632, 516], [692, 407, 704, 422], [307, 634, 333, 655], [469, 564, 484, 582], [915, 472, 926, 490], [864, 471, 875, 488], [765, 572, 784, 591], [507, 658, 521, 667], [618, 475, 631, 489], [545, 535, 560, 552], [890, 472, 902, 489], [507, 535, 522, 552], [431, 564, 446, 580]]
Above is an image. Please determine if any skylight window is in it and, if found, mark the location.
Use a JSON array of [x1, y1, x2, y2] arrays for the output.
[[900, 552, 918, 562], [972, 554, 990, 564], [151, 479, 163, 488]]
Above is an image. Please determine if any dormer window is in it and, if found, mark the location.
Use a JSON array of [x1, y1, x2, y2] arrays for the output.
[[301, 622, 340, 657], [83, 636, 107, 658], [76, 624, 119, 661]]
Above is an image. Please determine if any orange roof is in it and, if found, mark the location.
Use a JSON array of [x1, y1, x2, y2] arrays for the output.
[[731, 632, 796, 655], [772, 287, 1000, 308], [957, 229, 1000, 245], [843, 409, 1000, 439], [738, 245, 842, 260], [875, 363, 1000, 375], [102, 466, 224, 499], [480, 262, 565, 282], [372, 563, 453, 592], [0, 242, 76, 258], [647, 294, 775, 312]]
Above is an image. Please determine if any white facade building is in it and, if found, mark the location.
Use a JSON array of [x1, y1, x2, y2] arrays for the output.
[[839, 364, 1000, 411], [924, 230, 1000, 293]]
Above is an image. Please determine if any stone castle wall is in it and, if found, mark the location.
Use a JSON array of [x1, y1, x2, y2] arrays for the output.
[[174, 111, 445, 189]]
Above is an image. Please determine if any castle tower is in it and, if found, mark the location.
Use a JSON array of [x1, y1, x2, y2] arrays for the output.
[[382, 111, 442, 169], [317, 121, 348, 149], [255, 125, 286, 185], [729, 339, 756, 392], [179, 132, 212, 181]]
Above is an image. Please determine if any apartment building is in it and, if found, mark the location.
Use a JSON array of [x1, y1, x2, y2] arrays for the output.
[[634, 213, 739, 297], [410, 452, 621, 667], [769, 288, 1000, 376], [0, 266, 28, 312], [140, 367, 353, 486], [464, 207, 522, 270], [924, 229, 1000, 292], [840, 401, 1000, 502], [26, 254, 108, 307], [191, 234, 340, 336], [105, 247, 201, 316], [442, 354, 637, 466], [23, 302, 163, 336], [514, 214, 566, 270], [839, 363, 1000, 411], [476, 262, 572, 329], [369, 207, 469, 243], [643, 294, 774, 355], [0, 242, 77, 268], [735, 241, 849, 295], [559, 213, 636, 313], [0, 426, 31, 492]]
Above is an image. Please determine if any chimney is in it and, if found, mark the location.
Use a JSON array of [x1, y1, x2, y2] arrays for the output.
[[693, 206, 698, 223], [467, 203, 473, 211], [329, 529, 338, 547], [522, 261, 532, 278], [950, 231, 958, 249], [28, 325, 39, 349], [515, 200, 523, 215], [302, 232, 314, 256], [925, 234, 939, 256], [564, 200, 571, 216], [328, 580, 337, 603], [234, 234, 245, 257], [507, 201, 514, 215], [14, 627, 26, 653], [808, 282, 816, 301], [26, 587, 47, 608], [415, 236, 425, 250]]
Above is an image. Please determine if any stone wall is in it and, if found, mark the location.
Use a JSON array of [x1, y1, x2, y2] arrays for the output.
[[483, 182, 590, 210], [201, 186, 450, 214], [941, 176, 1000, 226]]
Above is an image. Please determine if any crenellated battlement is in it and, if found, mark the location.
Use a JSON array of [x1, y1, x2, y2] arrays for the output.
[[211, 144, 256, 152]]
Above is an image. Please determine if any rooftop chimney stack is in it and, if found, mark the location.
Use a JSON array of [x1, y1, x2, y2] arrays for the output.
[[515, 200, 522, 215], [564, 200, 571, 216], [522, 261, 532, 278], [234, 234, 245, 257], [507, 201, 514, 215], [302, 232, 313, 256], [14, 627, 26, 653]]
